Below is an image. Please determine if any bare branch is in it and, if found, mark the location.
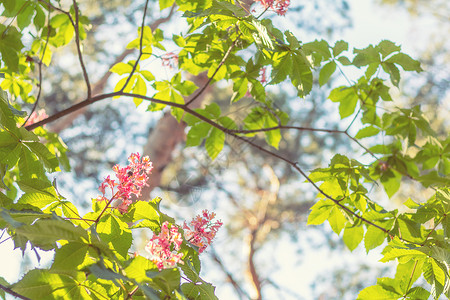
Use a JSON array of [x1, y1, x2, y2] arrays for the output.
[[0, 283, 31, 300], [185, 36, 240, 106], [210, 248, 249, 300], [21, 2, 51, 127], [72, 0, 92, 98], [119, 0, 151, 93]]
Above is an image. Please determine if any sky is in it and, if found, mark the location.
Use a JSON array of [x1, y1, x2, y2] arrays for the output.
[[0, 0, 446, 299]]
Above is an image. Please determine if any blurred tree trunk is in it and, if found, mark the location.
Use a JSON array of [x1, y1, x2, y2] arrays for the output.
[[141, 73, 211, 198]]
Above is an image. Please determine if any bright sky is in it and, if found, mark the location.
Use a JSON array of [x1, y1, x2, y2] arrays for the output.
[[0, 0, 443, 298]]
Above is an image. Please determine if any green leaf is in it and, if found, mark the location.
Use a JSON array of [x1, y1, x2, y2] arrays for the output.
[[147, 268, 180, 295], [0, 133, 21, 166], [307, 199, 334, 225], [355, 126, 380, 139], [181, 282, 218, 300], [252, 20, 274, 50], [387, 53, 423, 72], [352, 45, 380, 67], [231, 77, 248, 103], [285, 30, 300, 48], [343, 225, 364, 251], [18, 147, 46, 179], [17, 4, 35, 30], [377, 40, 401, 59], [0, 276, 8, 299], [271, 54, 292, 84], [380, 170, 401, 197], [133, 76, 147, 106], [291, 50, 313, 97], [125, 256, 157, 283], [328, 206, 348, 234], [337, 56, 352, 66], [140, 70, 155, 81], [23, 142, 59, 172], [357, 284, 401, 299], [406, 286, 431, 299], [364, 225, 386, 253], [204, 103, 221, 118], [52, 242, 89, 271], [0, 25, 24, 72], [381, 62, 400, 87], [89, 262, 129, 282], [302, 39, 331, 62], [329, 86, 359, 119], [110, 62, 133, 75], [128, 201, 160, 231], [97, 215, 132, 259], [319, 61, 336, 86], [17, 178, 56, 197], [11, 269, 84, 299], [333, 40, 348, 57], [159, 0, 176, 10], [15, 218, 88, 250], [205, 127, 225, 160], [423, 259, 445, 299], [186, 122, 212, 147]]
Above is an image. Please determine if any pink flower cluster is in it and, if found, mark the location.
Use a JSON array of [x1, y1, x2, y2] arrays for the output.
[[97, 153, 153, 213], [143, 211, 222, 271], [25, 109, 48, 126], [254, 0, 290, 16], [145, 221, 184, 271], [259, 67, 268, 84], [161, 52, 178, 69], [183, 210, 223, 253]]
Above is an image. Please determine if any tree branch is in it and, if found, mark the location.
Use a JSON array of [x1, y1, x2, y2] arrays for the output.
[[25, 91, 416, 244], [49, 4, 177, 133], [185, 36, 240, 106], [72, 0, 92, 98], [0, 283, 31, 300], [210, 248, 249, 300]]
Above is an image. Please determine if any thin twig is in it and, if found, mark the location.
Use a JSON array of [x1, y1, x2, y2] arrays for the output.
[[210, 248, 249, 300], [22, 2, 51, 127], [72, 0, 92, 98], [125, 286, 140, 300], [185, 36, 241, 106], [119, 0, 150, 93], [403, 259, 418, 299], [0, 283, 31, 300], [36, 0, 67, 14]]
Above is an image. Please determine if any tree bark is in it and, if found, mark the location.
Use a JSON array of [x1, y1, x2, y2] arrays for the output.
[[141, 72, 211, 199]]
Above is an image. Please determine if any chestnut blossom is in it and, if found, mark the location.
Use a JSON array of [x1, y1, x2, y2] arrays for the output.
[[145, 221, 184, 271], [254, 0, 290, 16], [97, 153, 153, 213], [25, 109, 48, 127], [183, 210, 223, 253], [259, 67, 268, 85], [161, 52, 178, 69]]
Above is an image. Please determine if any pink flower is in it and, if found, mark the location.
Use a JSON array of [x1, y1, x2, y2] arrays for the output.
[[259, 67, 268, 84], [25, 109, 48, 126], [161, 52, 178, 69], [145, 221, 184, 271], [183, 210, 223, 253], [97, 153, 153, 213], [254, 0, 290, 16]]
